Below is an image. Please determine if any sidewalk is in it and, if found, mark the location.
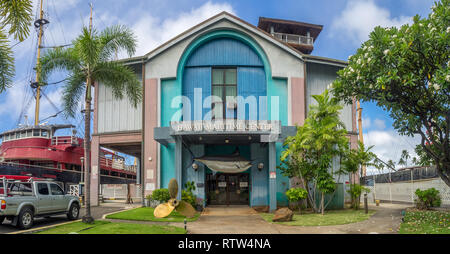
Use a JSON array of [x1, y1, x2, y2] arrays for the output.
[[183, 203, 410, 234]]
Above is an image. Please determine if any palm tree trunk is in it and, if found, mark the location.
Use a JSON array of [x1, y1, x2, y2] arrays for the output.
[[321, 192, 324, 215], [82, 77, 94, 224]]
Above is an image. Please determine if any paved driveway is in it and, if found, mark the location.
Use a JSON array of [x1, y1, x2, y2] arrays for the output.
[[185, 203, 410, 234], [0, 202, 136, 234]]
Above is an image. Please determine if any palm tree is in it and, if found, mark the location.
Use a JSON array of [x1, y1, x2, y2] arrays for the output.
[[399, 150, 410, 167], [0, 0, 33, 92], [38, 25, 142, 223]]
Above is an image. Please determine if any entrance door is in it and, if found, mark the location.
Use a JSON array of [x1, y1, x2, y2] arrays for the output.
[[206, 173, 250, 206]]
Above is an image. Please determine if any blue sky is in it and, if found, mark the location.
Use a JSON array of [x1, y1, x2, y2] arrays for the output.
[[0, 0, 436, 172]]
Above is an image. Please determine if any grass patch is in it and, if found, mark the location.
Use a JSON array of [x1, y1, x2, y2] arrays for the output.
[[260, 209, 375, 226], [398, 209, 450, 234], [36, 221, 186, 234], [105, 207, 200, 222]]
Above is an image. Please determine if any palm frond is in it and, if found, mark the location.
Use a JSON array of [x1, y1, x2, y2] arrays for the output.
[[93, 61, 142, 107], [0, 0, 33, 41], [73, 27, 100, 68], [62, 71, 86, 118], [0, 30, 14, 93], [98, 25, 137, 61], [38, 47, 81, 83]]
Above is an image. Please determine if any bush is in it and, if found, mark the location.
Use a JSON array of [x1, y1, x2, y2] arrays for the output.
[[285, 187, 308, 202], [285, 187, 308, 213], [152, 188, 171, 202], [347, 184, 370, 210], [415, 188, 441, 210], [182, 190, 196, 207], [185, 181, 196, 193]]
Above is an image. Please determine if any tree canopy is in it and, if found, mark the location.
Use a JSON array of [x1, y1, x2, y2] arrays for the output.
[[0, 0, 33, 93], [280, 90, 349, 214], [332, 0, 449, 186]]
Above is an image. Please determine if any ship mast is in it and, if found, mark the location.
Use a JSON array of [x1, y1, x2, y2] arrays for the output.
[[357, 100, 366, 177], [33, 0, 48, 126]]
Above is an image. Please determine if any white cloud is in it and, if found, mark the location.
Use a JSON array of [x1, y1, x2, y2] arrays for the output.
[[373, 118, 386, 129], [364, 130, 420, 174], [128, 1, 235, 56], [362, 117, 371, 129], [331, 0, 412, 44]]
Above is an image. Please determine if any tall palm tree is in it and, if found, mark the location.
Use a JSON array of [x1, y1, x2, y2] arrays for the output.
[[38, 25, 142, 223], [0, 0, 33, 92]]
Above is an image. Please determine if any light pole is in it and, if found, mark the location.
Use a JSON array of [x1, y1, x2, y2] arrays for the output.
[[80, 157, 85, 206]]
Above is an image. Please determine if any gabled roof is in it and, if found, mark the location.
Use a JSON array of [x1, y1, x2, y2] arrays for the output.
[[117, 11, 347, 68], [143, 11, 305, 62]]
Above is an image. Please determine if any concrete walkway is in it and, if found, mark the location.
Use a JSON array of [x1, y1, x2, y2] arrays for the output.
[[184, 203, 410, 234]]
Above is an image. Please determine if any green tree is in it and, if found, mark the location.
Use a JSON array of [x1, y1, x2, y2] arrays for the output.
[[281, 90, 349, 215], [413, 144, 434, 166], [340, 141, 377, 209], [387, 160, 396, 170], [0, 0, 33, 92], [399, 150, 410, 167], [38, 25, 142, 223], [332, 0, 450, 186]]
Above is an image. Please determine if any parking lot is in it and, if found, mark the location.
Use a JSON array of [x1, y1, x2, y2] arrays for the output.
[[0, 203, 134, 234]]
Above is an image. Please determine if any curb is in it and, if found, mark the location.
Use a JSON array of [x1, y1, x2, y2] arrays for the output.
[[9, 205, 140, 234], [101, 206, 141, 219], [8, 219, 82, 234]]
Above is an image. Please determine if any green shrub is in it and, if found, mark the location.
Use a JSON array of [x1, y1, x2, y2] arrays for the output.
[[152, 188, 171, 202], [182, 190, 196, 207], [415, 188, 441, 210], [285, 187, 308, 213], [285, 187, 308, 202], [347, 184, 370, 210], [185, 181, 196, 193]]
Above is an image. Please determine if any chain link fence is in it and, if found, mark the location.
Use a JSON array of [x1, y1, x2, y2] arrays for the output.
[[362, 166, 450, 207]]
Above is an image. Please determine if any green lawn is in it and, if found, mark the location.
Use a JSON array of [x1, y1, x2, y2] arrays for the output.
[[260, 209, 375, 226], [398, 209, 450, 234], [105, 207, 200, 222], [36, 220, 186, 234]]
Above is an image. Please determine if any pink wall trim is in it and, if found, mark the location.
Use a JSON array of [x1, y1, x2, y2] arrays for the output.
[[98, 133, 142, 144], [144, 78, 159, 196], [291, 77, 306, 126], [90, 135, 100, 206]]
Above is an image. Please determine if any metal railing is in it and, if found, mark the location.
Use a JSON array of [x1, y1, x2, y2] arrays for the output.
[[51, 136, 79, 146], [272, 32, 313, 45], [99, 156, 136, 173]]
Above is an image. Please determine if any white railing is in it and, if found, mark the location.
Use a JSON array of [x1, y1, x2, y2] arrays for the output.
[[272, 32, 313, 45], [51, 136, 78, 146]]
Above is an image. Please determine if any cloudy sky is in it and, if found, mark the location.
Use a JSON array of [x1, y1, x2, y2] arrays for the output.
[[0, 0, 435, 173]]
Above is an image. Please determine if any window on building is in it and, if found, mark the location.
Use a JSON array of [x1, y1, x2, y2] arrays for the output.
[[212, 68, 237, 120]]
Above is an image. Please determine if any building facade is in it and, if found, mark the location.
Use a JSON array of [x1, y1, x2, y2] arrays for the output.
[[90, 12, 358, 211]]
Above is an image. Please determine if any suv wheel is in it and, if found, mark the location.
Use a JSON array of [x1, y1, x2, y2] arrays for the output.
[[0, 216, 5, 224], [18, 207, 34, 230], [67, 203, 80, 220]]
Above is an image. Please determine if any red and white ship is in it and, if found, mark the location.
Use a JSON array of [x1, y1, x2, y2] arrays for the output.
[[0, 124, 136, 185], [0, 0, 136, 188]]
